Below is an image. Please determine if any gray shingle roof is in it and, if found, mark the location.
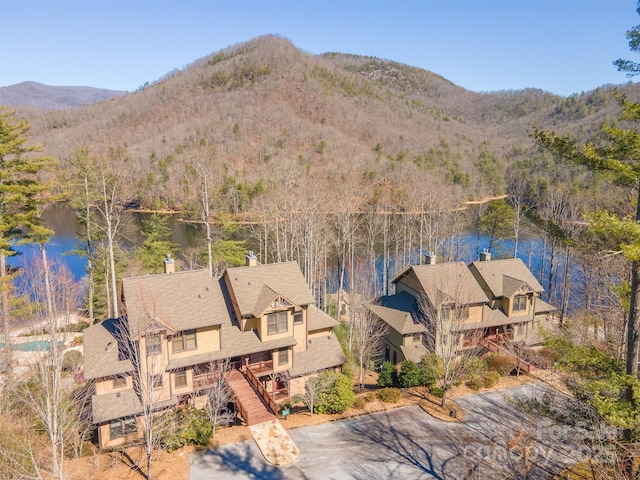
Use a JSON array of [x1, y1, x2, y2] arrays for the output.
[[394, 263, 489, 306], [224, 261, 315, 318], [83, 318, 134, 380], [306, 305, 338, 332], [534, 298, 556, 314], [456, 305, 531, 331], [92, 389, 142, 423], [288, 333, 346, 377], [366, 292, 426, 335], [469, 258, 544, 298], [122, 269, 223, 340], [401, 342, 429, 363]]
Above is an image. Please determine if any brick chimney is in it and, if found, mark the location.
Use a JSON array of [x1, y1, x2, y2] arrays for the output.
[[164, 253, 175, 273], [480, 249, 491, 262], [246, 251, 257, 267]]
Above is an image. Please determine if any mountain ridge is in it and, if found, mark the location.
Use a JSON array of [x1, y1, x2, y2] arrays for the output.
[[8, 35, 640, 216]]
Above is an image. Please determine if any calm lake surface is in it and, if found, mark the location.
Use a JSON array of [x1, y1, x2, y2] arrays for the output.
[[8, 203, 571, 309]]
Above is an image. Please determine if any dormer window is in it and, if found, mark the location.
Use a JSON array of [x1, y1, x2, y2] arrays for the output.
[[146, 334, 162, 356], [173, 329, 197, 352], [267, 311, 288, 335], [513, 295, 527, 312]]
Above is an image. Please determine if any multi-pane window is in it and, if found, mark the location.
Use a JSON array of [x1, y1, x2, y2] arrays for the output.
[[439, 305, 452, 322], [293, 311, 303, 324], [110, 417, 137, 439], [146, 334, 162, 356], [277, 348, 289, 366], [513, 295, 527, 312], [112, 375, 127, 388], [172, 329, 197, 352], [267, 311, 288, 335], [174, 370, 187, 388], [150, 374, 163, 390]]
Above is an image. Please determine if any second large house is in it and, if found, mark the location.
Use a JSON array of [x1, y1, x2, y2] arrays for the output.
[[366, 252, 556, 365], [83, 254, 346, 448]]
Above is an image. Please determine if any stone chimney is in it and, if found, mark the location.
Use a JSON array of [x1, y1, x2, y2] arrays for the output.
[[480, 249, 491, 262], [424, 252, 437, 265], [164, 253, 175, 273], [246, 251, 258, 267]]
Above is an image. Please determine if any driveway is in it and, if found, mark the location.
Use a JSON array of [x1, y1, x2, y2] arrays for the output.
[[189, 384, 587, 479]]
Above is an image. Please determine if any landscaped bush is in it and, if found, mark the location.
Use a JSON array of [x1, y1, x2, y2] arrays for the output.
[[398, 361, 422, 388], [378, 361, 397, 387], [377, 387, 401, 403], [525, 347, 558, 369], [62, 350, 82, 372], [352, 396, 366, 409], [465, 376, 483, 391], [463, 356, 488, 377], [486, 353, 517, 375], [365, 392, 377, 403], [315, 373, 355, 414], [161, 406, 213, 452], [429, 386, 444, 398], [482, 371, 501, 388]]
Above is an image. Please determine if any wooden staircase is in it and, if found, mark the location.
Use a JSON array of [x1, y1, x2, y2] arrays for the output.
[[480, 338, 536, 374], [226, 369, 276, 426]]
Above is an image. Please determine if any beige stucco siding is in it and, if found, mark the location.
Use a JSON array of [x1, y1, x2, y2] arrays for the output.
[[293, 316, 307, 353], [260, 310, 293, 341], [95, 375, 133, 395], [169, 325, 220, 359]]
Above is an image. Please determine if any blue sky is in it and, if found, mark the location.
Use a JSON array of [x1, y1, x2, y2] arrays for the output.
[[0, 0, 637, 96]]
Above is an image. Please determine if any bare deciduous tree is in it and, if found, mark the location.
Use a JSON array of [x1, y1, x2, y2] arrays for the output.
[[202, 359, 234, 438]]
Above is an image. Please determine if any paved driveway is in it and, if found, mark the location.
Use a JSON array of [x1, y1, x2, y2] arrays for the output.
[[189, 384, 586, 479]]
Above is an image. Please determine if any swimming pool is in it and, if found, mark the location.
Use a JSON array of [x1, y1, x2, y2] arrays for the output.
[[0, 340, 52, 352]]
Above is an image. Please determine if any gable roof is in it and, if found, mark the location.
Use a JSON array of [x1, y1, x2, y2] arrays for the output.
[[469, 258, 544, 298], [365, 291, 426, 335], [306, 304, 339, 332], [122, 269, 223, 340], [393, 263, 489, 307], [224, 261, 315, 318], [83, 318, 134, 380], [288, 333, 346, 377]]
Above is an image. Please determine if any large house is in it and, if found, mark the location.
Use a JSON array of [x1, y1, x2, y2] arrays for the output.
[[366, 252, 555, 365], [83, 254, 346, 449]]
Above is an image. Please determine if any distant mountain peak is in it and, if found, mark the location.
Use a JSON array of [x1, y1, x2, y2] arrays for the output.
[[0, 81, 126, 111]]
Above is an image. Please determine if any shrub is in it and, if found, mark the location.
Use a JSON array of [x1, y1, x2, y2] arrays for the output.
[[315, 373, 355, 414], [398, 361, 422, 388], [377, 387, 401, 403], [161, 406, 213, 452], [378, 361, 397, 387], [465, 376, 483, 391], [365, 391, 377, 403], [62, 350, 82, 372], [353, 396, 366, 409], [486, 353, 517, 375], [463, 356, 488, 377], [525, 347, 558, 369], [430, 386, 444, 398], [482, 371, 501, 388]]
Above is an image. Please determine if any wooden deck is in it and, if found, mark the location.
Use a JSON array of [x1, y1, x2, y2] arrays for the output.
[[226, 370, 276, 426]]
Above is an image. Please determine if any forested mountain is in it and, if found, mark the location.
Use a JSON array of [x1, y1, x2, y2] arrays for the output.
[[11, 35, 639, 216], [0, 81, 126, 111]]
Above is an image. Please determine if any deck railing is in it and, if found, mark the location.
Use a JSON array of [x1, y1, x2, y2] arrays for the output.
[[245, 366, 278, 414]]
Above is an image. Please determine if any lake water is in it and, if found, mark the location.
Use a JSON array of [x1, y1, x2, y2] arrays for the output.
[[7, 203, 574, 310]]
